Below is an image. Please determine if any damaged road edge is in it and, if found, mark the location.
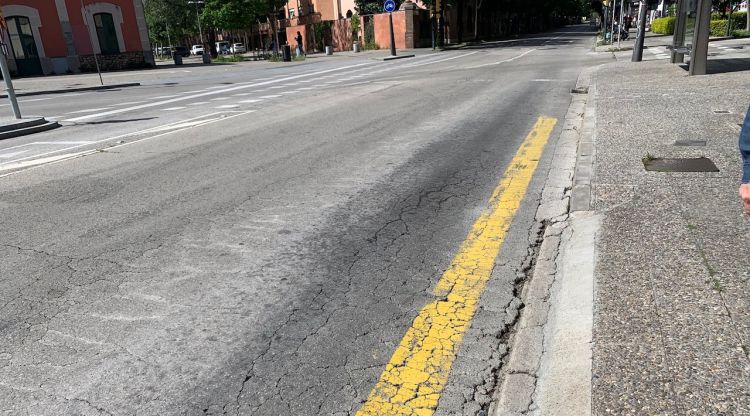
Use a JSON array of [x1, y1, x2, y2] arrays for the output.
[[489, 66, 600, 416]]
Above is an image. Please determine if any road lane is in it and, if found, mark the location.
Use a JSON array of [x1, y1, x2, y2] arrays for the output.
[[0, 27, 608, 415]]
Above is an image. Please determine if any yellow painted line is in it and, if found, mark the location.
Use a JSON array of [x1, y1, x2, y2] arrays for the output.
[[356, 116, 558, 416]]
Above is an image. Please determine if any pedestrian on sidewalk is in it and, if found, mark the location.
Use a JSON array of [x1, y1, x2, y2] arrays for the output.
[[739, 105, 750, 214], [295, 31, 305, 57]]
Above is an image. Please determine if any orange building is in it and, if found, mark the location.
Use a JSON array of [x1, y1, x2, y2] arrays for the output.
[[285, 0, 356, 21], [0, 0, 154, 77]]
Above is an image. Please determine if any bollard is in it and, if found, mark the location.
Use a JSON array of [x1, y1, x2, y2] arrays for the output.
[[325, 46, 333, 55], [173, 54, 183, 65]]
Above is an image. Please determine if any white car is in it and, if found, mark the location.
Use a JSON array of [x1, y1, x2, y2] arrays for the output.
[[190, 44, 204, 55], [230, 43, 246, 54]]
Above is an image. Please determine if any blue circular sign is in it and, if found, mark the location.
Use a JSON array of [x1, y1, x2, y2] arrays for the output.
[[384, 0, 396, 13]]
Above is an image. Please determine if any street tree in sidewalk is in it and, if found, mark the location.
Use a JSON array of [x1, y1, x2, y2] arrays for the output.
[[145, 0, 196, 46], [355, 0, 391, 15]]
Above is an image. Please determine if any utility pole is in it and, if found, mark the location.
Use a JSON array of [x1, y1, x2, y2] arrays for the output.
[[0, 47, 22, 119], [631, 0, 647, 61], [80, 0, 104, 85], [0, 11, 20, 118]]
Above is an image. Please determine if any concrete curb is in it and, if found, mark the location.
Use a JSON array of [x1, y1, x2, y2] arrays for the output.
[[489, 67, 595, 416], [0, 82, 141, 99], [0, 117, 60, 140], [570, 67, 598, 212]]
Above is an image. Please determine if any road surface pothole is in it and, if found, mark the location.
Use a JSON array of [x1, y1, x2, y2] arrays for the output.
[[643, 156, 719, 172]]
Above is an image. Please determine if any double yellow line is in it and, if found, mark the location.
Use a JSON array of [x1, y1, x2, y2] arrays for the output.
[[357, 116, 558, 416]]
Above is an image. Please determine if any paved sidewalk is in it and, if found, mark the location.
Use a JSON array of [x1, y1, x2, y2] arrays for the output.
[[490, 51, 750, 415], [588, 59, 750, 414]]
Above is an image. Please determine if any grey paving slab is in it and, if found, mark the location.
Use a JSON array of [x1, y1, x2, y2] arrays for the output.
[[591, 59, 750, 414]]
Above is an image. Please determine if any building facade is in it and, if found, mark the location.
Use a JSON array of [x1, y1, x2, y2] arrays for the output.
[[1, 0, 154, 77]]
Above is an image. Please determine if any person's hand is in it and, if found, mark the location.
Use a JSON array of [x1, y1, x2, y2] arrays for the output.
[[740, 183, 750, 215]]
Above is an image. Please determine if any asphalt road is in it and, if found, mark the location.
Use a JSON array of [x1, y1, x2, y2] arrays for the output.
[[0, 26, 608, 415]]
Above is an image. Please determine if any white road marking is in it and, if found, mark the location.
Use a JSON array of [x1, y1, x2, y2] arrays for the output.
[[33, 141, 95, 145], [152, 95, 176, 99], [408, 51, 480, 68], [188, 102, 209, 106], [297, 87, 315, 90], [281, 91, 298, 94], [269, 86, 284, 89], [232, 93, 252, 96], [20, 97, 54, 103], [0, 150, 30, 158], [210, 97, 230, 101], [117, 101, 146, 106], [66, 108, 113, 114], [239, 99, 262, 103], [259, 95, 282, 99], [465, 50, 533, 69], [216, 104, 240, 109], [63, 59, 464, 123], [0, 112, 230, 170], [162, 107, 187, 111]]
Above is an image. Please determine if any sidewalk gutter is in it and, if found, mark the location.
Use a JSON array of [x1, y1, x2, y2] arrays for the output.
[[0, 82, 141, 99]]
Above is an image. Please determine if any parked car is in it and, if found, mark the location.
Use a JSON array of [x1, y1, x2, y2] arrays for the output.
[[230, 43, 246, 54], [173, 46, 190, 57], [215, 41, 230, 55], [191, 44, 204, 55], [156, 46, 172, 56]]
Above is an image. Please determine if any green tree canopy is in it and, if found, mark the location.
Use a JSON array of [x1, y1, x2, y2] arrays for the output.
[[145, 0, 196, 44]]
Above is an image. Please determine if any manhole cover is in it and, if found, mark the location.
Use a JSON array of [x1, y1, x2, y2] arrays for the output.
[[674, 139, 707, 146], [643, 156, 719, 172]]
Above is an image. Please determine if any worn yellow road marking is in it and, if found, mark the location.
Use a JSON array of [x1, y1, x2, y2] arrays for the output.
[[356, 116, 558, 416]]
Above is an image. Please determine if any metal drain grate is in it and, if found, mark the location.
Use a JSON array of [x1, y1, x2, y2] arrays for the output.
[[571, 87, 589, 94], [713, 110, 731, 114], [674, 140, 707, 146], [643, 157, 719, 172]]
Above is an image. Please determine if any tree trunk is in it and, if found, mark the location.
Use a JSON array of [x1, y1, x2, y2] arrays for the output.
[[457, 0, 463, 43]]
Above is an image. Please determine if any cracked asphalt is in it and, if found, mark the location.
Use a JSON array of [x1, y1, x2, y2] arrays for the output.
[[0, 26, 608, 415]]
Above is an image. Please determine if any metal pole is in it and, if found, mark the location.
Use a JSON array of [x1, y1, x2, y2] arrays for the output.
[[611, 1, 616, 44], [0, 47, 21, 119], [632, 0, 647, 61], [618, 0, 624, 49], [689, 0, 712, 75], [80, 0, 104, 85], [388, 12, 396, 56]]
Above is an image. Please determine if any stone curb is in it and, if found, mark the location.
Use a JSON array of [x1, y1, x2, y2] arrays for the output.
[[570, 66, 599, 212], [489, 67, 592, 416], [0, 117, 60, 141], [0, 82, 141, 99]]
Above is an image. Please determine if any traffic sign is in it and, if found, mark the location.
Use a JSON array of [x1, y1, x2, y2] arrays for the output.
[[384, 0, 396, 13]]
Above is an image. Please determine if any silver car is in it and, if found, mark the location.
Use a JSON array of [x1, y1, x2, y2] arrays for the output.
[[230, 43, 246, 54]]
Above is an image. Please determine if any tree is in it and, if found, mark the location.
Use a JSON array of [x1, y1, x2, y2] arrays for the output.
[[145, 0, 196, 45], [354, 0, 389, 15], [201, 0, 265, 30]]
